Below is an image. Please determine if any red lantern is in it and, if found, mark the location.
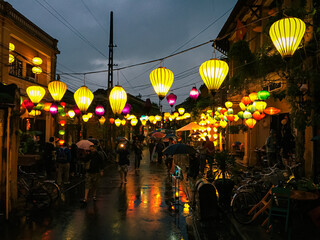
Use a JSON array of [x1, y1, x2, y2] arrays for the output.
[[241, 96, 251, 106], [58, 139, 65, 146], [245, 118, 257, 128], [60, 102, 66, 108], [264, 107, 280, 115], [23, 99, 34, 112], [166, 93, 177, 107], [214, 122, 220, 128], [109, 118, 115, 124], [227, 115, 235, 121], [220, 108, 227, 115], [60, 120, 66, 126], [189, 87, 199, 100]]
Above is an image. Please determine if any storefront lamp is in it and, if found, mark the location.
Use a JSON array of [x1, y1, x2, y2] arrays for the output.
[[9, 43, 15, 52], [150, 67, 174, 100], [26, 86, 45, 105], [74, 86, 94, 112]]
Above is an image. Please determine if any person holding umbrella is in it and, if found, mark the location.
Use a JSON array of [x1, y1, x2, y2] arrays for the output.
[[155, 139, 165, 164]]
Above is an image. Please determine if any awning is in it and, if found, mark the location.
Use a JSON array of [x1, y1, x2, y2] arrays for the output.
[[176, 122, 201, 132]]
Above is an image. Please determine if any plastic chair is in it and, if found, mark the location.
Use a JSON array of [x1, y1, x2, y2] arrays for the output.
[[267, 187, 291, 234]]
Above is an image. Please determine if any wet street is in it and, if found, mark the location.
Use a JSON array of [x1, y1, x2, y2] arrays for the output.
[[1, 149, 191, 240]]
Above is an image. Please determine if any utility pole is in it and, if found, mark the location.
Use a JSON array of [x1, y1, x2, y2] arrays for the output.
[[107, 11, 114, 89]]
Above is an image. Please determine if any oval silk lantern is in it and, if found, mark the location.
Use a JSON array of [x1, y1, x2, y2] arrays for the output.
[[26, 86, 46, 105], [115, 118, 121, 127], [109, 118, 115, 124], [150, 67, 174, 100], [246, 118, 257, 128], [48, 79, 67, 102], [241, 96, 251, 106], [99, 116, 106, 125], [109, 85, 127, 115], [189, 87, 199, 100], [257, 90, 270, 100], [74, 86, 94, 112]]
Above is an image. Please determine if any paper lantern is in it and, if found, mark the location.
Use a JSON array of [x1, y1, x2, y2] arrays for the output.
[[109, 86, 127, 115], [73, 105, 81, 117], [227, 115, 235, 121], [155, 115, 161, 121], [227, 108, 234, 115], [257, 90, 270, 100], [247, 105, 256, 113], [44, 103, 52, 112], [9, 43, 15, 52], [220, 108, 227, 115], [32, 66, 42, 74], [48, 79, 67, 102], [164, 112, 171, 118], [269, 17, 306, 57], [9, 54, 14, 63], [178, 108, 185, 115], [74, 86, 94, 112], [109, 118, 115, 124], [199, 58, 229, 95], [246, 118, 257, 129], [22, 99, 35, 113], [58, 140, 65, 146], [115, 118, 121, 127], [29, 110, 41, 116], [26, 86, 45, 104], [59, 130, 65, 135], [60, 102, 66, 108], [131, 118, 138, 126], [59, 120, 66, 126], [122, 103, 131, 115], [150, 67, 174, 100], [34, 102, 44, 110], [60, 112, 66, 117], [95, 105, 105, 117], [57, 104, 64, 113], [225, 101, 233, 108], [68, 110, 75, 118], [82, 114, 89, 122], [166, 93, 177, 107], [264, 107, 280, 115], [87, 113, 93, 118], [32, 57, 43, 65], [220, 121, 227, 128], [99, 116, 106, 125], [49, 103, 58, 116], [241, 96, 251, 106], [243, 111, 252, 119], [121, 119, 126, 126], [148, 116, 155, 122], [249, 92, 258, 102], [254, 101, 267, 113], [184, 113, 191, 118], [239, 102, 246, 111], [189, 87, 199, 100], [234, 115, 239, 122], [252, 111, 265, 121], [174, 112, 179, 118], [141, 119, 147, 126]]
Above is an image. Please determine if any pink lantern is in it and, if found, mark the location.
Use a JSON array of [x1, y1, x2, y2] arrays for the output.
[[49, 103, 58, 116], [166, 93, 177, 107], [22, 99, 34, 112], [189, 87, 199, 100], [95, 105, 105, 117], [122, 103, 131, 115], [73, 105, 81, 117]]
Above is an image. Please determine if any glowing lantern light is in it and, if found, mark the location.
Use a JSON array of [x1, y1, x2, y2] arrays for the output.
[[59, 130, 65, 135], [74, 86, 94, 112], [9, 54, 14, 63], [264, 107, 281, 115], [87, 113, 93, 118], [29, 110, 41, 116], [109, 85, 127, 115], [241, 96, 251, 106], [99, 116, 106, 125], [49, 103, 58, 116], [26, 86, 45, 104], [257, 90, 270, 100], [254, 101, 267, 113], [9, 43, 15, 52], [174, 112, 179, 118], [239, 102, 246, 111], [122, 103, 131, 115], [227, 108, 234, 115], [178, 108, 185, 115], [246, 118, 257, 129], [227, 115, 235, 121], [32, 66, 42, 74], [60, 112, 66, 117], [22, 99, 34, 112], [150, 67, 174, 100], [199, 59, 229, 95], [68, 110, 75, 118], [234, 115, 239, 122], [95, 105, 105, 117], [220, 108, 227, 115], [115, 118, 121, 127], [121, 119, 126, 126], [185, 113, 191, 118], [48, 78, 67, 102], [32, 57, 43, 65], [59, 140, 65, 146], [148, 116, 155, 122], [60, 120, 66, 126], [141, 120, 147, 126], [131, 118, 138, 126], [155, 115, 161, 121], [34, 102, 44, 110], [269, 17, 306, 57], [220, 121, 227, 128], [243, 111, 252, 119], [57, 105, 64, 113], [60, 102, 66, 108], [166, 93, 177, 107], [44, 103, 52, 112], [249, 92, 258, 102], [109, 118, 115, 124], [225, 101, 233, 108], [189, 87, 199, 100], [73, 105, 81, 117], [82, 114, 89, 122], [164, 112, 171, 118]]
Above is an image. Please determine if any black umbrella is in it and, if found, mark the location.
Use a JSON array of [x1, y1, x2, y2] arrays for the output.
[[163, 143, 197, 155]]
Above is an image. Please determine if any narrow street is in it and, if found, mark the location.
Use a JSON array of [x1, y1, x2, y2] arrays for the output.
[[1, 149, 192, 240]]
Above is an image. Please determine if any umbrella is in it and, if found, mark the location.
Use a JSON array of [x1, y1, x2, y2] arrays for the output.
[[163, 143, 197, 155], [76, 140, 94, 150], [88, 137, 99, 145], [152, 132, 166, 138], [176, 122, 201, 132]]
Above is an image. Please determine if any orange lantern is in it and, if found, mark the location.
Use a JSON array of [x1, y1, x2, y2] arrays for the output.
[[249, 92, 258, 102], [246, 118, 257, 128], [264, 107, 280, 115], [253, 111, 266, 120], [121, 119, 126, 126], [44, 103, 52, 112], [241, 96, 251, 106], [58, 139, 65, 146], [109, 118, 115, 124], [220, 108, 227, 115]]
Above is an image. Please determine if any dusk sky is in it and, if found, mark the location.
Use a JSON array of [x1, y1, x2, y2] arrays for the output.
[[8, 0, 237, 112]]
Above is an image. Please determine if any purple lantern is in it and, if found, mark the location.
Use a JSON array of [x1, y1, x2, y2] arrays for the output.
[[95, 105, 105, 118], [49, 103, 58, 116], [166, 93, 177, 107], [189, 87, 199, 100], [122, 103, 131, 115]]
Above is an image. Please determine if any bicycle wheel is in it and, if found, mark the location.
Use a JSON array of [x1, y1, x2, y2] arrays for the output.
[[231, 191, 257, 224], [27, 187, 52, 209], [42, 181, 61, 203]]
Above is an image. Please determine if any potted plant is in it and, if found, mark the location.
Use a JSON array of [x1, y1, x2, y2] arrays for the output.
[[213, 150, 236, 209]]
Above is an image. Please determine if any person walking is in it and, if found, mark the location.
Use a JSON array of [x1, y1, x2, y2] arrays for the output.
[[155, 139, 165, 164], [164, 138, 174, 173], [149, 139, 155, 162], [117, 142, 130, 184], [44, 137, 55, 179], [81, 145, 104, 203], [70, 143, 78, 177], [56, 143, 71, 185], [133, 138, 142, 170]]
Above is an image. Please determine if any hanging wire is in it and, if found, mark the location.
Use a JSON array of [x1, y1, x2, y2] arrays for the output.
[[83, 74, 86, 86]]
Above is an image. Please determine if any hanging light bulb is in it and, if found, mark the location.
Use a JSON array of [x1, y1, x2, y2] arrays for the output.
[[109, 85, 127, 115], [150, 67, 174, 100], [189, 87, 199, 100], [48, 76, 67, 102], [26, 86, 45, 105], [166, 93, 177, 107], [74, 86, 94, 112]]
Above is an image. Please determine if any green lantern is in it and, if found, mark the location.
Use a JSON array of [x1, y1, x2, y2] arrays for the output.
[[243, 111, 252, 119], [237, 111, 244, 119], [257, 90, 270, 100], [60, 112, 66, 117], [59, 130, 65, 135], [34, 102, 44, 110], [57, 104, 64, 113], [247, 105, 256, 113]]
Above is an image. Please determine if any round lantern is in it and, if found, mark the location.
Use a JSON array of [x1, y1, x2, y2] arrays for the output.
[[166, 93, 177, 107], [148, 116, 155, 122], [115, 118, 121, 127], [82, 114, 89, 122], [95, 105, 105, 117], [252, 111, 265, 121], [109, 118, 115, 124], [189, 87, 199, 100], [225, 101, 233, 109], [49, 103, 58, 116], [243, 111, 252, 119], [131, 118, 138, 126], [74, 86, 94, 112], [184, 113, 191, 118], [68, 110, 75, 118], [199, 58, 229, 96], [99, 116, 106, 125], [109, 85, 127, 115], [254, 101, 267, 113], [220, 121, 228, 128], [241, 96, 251, 106], [22, 99, 34, 112], [44, 103, 52, 112], [29, 110, 41, 116], [257, 90, 270, 100], [164, 112, 171, 118], [247, 105, 256, 113], [48, 78, 67, 102], [60, 120, 66, 126], [32, 66, 42, 74], [9, 54, 14, 63], [9, 43, 15, 52], [246, 118, 257, 129], [122, 103, 131, 115], [264, 107, 281, 115], [220, 108, 227, 115], [26, 86, 45, 104], [121, 119, 126, 126], [87, 113, 93, 118], [60, 102, 66, 108], [150, 67, 174, 100], [178, 108, 185, 115], [60, 112, 66, 117], [249, 92, 258, 102], [32, 57, 43, 65], [59, 130, 65, 135], [57, 104, 64, 113], [227, 115, 235, 121], [227, 108, 234, 115], [269, 17, 306, 57], [155, 115, 161, 121]]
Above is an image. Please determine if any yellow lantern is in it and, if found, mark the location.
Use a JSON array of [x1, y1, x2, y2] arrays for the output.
[[48, 79, 67, 102], [254, 101, 267, 113], [115, 118, 121, 127], [178, 108, 185, 115], [32, 57, 43, 65], [220, 121, 227, 128], [99, 116, 106, 125], [141, 119, 147, 126], [29, 110, 41, 116], [269, 17, 306, 57], [149, 67, 174, 100], [148, 116, 155, 122], [239, 102, 246, 111], [9, 43, 15, 52], [199, 59, 229, 95], [109, 85, 127, 115], [225, 101, 233, 108], [82, 114, 89, 122], [74, 85, 94, 112], [234, 115, 239, 122], [155, 115, 162, 121], [249, 92, 258, 102], [164, 112, 171, 118], [68, 110, 75, 118], [152, 120, 157, 125], [87, 112, 93, 118], [26, 86, 46, 104], [9, 54, 14, 63], [32, 66, 42, 74], [131, 118, 138, 126], [121, 119, 126, 126], [184, 113, 191, 118], [174, 112, 179, 118]]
